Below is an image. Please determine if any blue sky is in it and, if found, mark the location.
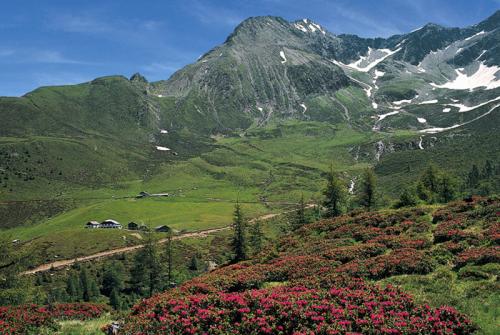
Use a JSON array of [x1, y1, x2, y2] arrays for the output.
[[1, 0, 499, 96]]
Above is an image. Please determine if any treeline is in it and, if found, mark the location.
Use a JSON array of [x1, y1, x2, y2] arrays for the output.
[[0, 231, 214, 309]]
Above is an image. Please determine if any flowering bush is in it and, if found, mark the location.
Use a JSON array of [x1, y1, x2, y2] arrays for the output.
[[119, 198, 500, 334], [455, 246, 500, 268], [0, 303, 109, 335], [336, 248, 434, 279], [0, 304, 56, 335], [122, 284, 475, 334]]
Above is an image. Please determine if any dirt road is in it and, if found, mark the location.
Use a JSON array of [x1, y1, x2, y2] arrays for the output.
[[22, 206, 314, 275]]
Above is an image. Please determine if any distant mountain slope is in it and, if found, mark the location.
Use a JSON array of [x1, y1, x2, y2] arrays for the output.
[[0, 10, 499, 225]]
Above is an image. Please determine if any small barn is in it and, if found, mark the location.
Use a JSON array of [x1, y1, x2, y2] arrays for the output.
[[100, 219, 122, 229], [86, 221, 100, 229], [155, 225, 171, 233]]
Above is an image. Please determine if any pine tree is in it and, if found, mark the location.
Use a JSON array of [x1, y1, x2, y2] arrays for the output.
[[482, 160, 494, 179], [109, 288, 121, 310], [359, 168, 377, 211], [440, 174, 457, 202], [130, 235, 162, 297], [144, 235, 162, 297], [188, 254, 201, 272], [467, 164, 480, 188], [101, 262, 125, 296], [66, 272, 82, 301], [79, 268, 98, 302], [395, 187, 418, 208], [165, 229, 173, 284], [421, 164, 440, 194], [231, 202, 247, 262], [248, 219, 264, 255], [323, 168, 347, 217], [292, 194, 308, 230]]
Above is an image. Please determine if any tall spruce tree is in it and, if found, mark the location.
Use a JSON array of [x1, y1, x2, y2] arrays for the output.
[[101, 262, 125, 297], [130, 234, 162, 297], [248, 219, 264, 255], [292, 194, 308, 230], [395, 186, 418, 208], [359, 168, 377, 210], [323, 168, 347, 217], [467, 164, 480, 188], [165, 229, 173, 284], [66, 272, 82, 301], [109, 288, 122, 310], [79, 268, 99, 302], [231, 202, 247, 262]]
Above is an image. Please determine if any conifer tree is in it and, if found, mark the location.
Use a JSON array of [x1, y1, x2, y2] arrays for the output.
[[395, 186, 418, 208], [440, 174, 457, 202], [323, 168, 347, 217], [66, 272, 82, 301], [359, 168, 377, 210], [79, 268, 98, 302], [109, 288, 121, 310], [248, 219, 264, 255], [101, 262, 124, 297], [231, 202, 247, 262], [482, 160, 494, 178], [188, 254, 201, 272], [292, 194, 308, 230], [421, 164, 440, 194], [467, 164, 480, 188], [165, 229, 173, 284], [130, 234, 162, 297]]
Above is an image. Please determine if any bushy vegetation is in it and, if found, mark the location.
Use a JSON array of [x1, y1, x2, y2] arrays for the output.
[[120, 197, 499, 334]]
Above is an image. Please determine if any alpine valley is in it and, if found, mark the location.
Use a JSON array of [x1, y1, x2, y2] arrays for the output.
[[0, 8, 499, 335]]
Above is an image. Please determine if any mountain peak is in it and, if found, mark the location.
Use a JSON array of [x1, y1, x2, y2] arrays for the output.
[[477, 9, 500, 31], [292, 18, 327, 35]]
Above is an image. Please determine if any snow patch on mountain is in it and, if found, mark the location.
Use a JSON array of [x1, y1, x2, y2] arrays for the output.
[[448, 96, 500, 112], [374, 70, 385, 79], [156, 146, 171, 151], [442, 108, 451, 113], [431, 62, 500, 90], [280, 51, 287, 64], [417, 117, 427, 123], [294, 19, 326, 34], [299, 103, 307, 115], [464, 30, 486, 41], [346, 47, 401, 72], [393, 98, 413, 105], [418, 136, 424, 150], [160, 129, 168, 134], [420, 103, 500, 134], [377, 111, 399, 121], [419, 99, 438, 105]]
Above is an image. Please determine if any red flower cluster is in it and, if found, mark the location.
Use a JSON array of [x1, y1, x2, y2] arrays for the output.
[[122, 284, 475, 334], [455, 246, 500, 268], [0, 303, 109, 335], [336, 248, 434, 279], [119, 198, 497, 334]]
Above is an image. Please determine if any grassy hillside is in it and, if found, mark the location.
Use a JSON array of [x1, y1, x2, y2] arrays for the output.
[[3, 116, 499, 268], [121, 197, 499, 334]]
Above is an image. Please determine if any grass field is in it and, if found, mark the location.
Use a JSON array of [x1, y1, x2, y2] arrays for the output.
[[3, 116, 498, 268]]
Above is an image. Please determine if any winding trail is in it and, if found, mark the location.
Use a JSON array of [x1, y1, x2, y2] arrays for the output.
[[22, 206, 312, 275]]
